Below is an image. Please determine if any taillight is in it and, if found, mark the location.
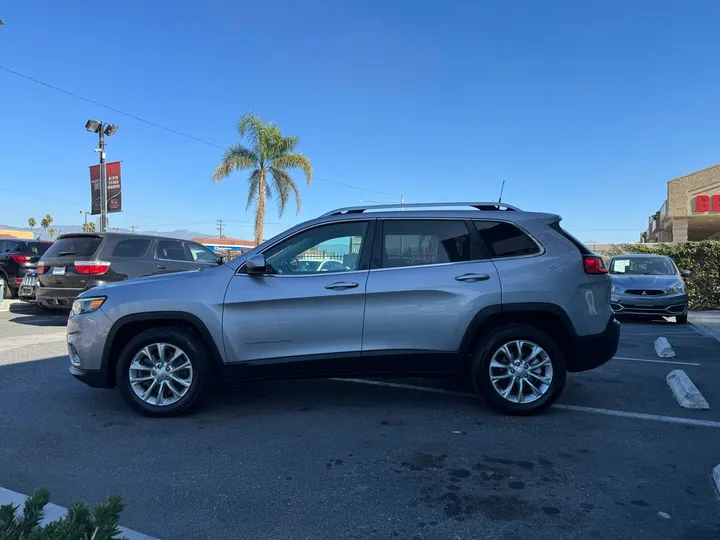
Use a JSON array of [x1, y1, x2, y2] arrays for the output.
[[37, 263, 48, 274], [10, 255, 31, 264], [583, 255, 607, 274], [74, 261, 111, 275]]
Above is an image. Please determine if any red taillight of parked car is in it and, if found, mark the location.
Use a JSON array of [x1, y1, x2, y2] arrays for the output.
[[37, 263, 48, 274], [10, 255, 32, 264], [583, 255, 608, 274], [74, 261, 111, 275]]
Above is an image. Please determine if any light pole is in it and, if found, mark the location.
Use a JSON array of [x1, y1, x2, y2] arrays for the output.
[[85, 120, 118, 232]]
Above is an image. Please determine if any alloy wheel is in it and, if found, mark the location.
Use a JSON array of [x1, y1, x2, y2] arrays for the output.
[[488, 340, 553, 404], [128, 343, 194, 406]]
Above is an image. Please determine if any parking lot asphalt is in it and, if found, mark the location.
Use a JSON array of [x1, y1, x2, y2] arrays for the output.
[[1, 305, 719, 540]]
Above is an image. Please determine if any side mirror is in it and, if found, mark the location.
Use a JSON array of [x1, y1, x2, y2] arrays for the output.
[[680, 269, 692, 278], [216, 256, 225, 265], [245, 254, 267, 275]]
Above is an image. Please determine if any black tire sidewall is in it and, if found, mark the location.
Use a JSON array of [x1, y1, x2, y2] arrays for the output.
[[472, 324, 566, 415], [116, 328, 207, 417]]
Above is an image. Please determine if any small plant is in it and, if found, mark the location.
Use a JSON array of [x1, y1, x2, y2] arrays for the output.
[[0, 488, 125, 540]]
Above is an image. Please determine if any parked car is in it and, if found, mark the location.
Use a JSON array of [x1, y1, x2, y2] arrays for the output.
[[18, 270, 39, 302], [296, 258, 349, 272], [0, 239, 52, 298], [608, 254, 690, 323], [66, 202, 619, 417], [37, 233, 221, 310]]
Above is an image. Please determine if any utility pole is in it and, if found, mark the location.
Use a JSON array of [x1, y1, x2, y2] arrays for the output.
[[129, 225, 136, 233], [217, 219, 224, 238]]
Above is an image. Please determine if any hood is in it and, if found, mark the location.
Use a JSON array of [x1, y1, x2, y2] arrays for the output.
[[610, 274, 681, 288]]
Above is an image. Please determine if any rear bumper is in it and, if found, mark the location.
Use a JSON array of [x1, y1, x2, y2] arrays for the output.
[[36, 287, 84, 308], [566, 317, 620, 373]]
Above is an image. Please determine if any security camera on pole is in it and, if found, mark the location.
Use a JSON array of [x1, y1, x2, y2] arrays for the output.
[[85, 120, 119, 232]]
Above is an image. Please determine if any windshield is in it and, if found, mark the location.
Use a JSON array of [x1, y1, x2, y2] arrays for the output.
[[609, 257, 677, 275]]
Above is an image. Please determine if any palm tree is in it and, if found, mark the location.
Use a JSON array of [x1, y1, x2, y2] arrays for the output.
[[212, 113, 313, 245], [82, 222, 96, 233], [28, 217, 36, 235], [48, 228, 56, 240], [40, 214, 53, 240]]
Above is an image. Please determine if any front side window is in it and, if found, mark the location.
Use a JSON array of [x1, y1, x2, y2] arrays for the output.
[[609, 257, 676, 275], [264, 222, 367, 275], [156, 240, 190, 261], [474, 221, 540, 258], [381, 220, 475, 269], [188, 243, 218, 263]]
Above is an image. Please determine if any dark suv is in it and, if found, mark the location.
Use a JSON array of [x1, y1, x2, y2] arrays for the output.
[[37, 233, 221, 309], [0, 239, 53, 298]]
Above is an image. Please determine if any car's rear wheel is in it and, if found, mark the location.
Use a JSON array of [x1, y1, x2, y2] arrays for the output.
[[471, 324, 566, 415], [676, 314, 688, 324], [0, 275, 13, 299], [116, 327, 209, 417]]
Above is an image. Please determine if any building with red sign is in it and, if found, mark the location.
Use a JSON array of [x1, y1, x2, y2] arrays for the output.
[[643, 164, 720, 242]]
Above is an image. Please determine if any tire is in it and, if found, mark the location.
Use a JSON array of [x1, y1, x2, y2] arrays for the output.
[[676, 314, 688, 324], [0, 275, 12, 299], [116, 327, 210, 417], [471, 324, 567, 415]]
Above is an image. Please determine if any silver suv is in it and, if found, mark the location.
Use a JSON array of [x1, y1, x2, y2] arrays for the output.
[[67, 202, 619, 417]]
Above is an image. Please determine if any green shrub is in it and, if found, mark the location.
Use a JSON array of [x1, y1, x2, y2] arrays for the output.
[[600, 241, 720, 309], [0, 488, 125, 540]]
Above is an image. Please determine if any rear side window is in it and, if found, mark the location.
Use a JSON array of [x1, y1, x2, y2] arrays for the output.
[[381, 220, 476, 268], [156, 240, 190, 261], [43, 236, 103, 258], [112, 239, 151, 258], [14, 242, 51, 255], [474, 221, 540, 258], [2, 241, 19, 253]]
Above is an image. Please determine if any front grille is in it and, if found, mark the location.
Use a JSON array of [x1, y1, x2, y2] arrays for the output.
[[625, 289, 665, 296]]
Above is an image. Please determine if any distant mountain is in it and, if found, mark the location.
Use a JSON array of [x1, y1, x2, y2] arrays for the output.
[[0, 224, 212, 241]]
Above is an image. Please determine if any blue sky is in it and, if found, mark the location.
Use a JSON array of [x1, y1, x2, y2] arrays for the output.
[[1, 0, 719, 242]]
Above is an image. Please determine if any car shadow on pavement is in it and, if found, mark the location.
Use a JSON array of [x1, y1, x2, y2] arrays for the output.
[[7, 303, 68, 327]]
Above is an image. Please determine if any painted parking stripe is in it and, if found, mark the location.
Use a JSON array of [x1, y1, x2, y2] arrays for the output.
[[331, 378, 720, 429], [613, 356, 701, 367], [0, 332, 66, 353], [0, 487, 159, 540]]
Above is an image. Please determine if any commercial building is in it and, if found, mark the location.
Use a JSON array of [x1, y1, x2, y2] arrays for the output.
[[643, 164, 720, 242], [192, 237, 256, 253], [0, 229, 34, 240]]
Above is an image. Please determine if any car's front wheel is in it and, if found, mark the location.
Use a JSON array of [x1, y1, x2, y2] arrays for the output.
[[116, 327, 209, 417], [471, 324, 567, 415]]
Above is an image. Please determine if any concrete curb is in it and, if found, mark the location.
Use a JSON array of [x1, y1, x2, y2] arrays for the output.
[[666, 370, 709, 410], [0, 487, 159, 540], [654, 337, 675, 358]]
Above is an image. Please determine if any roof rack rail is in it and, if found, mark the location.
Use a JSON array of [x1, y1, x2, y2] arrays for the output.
[[320, 201, 520, 217]]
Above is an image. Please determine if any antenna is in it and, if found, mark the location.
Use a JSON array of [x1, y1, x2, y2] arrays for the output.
[[498, 180, 506, 204]]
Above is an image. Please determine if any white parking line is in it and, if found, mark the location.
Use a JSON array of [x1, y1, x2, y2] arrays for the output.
[[331, 378, 720, 429], [0, 332, 66, 353], [0, 487, 159, 540], [613, 356, 701, 367]]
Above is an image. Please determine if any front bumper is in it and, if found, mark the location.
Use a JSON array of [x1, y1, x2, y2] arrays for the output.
[[610, 292, 688, 317], [566, 316, 620, 373], [66, 307, 114, 388]]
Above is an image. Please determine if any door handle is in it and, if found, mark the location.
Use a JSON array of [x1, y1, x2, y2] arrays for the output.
[[325, 281, 359, 290], [455, 273, 490, 282], [155, 265, 168, 270]]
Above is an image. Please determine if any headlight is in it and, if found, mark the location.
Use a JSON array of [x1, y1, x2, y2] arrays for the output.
[[665, 283, 685, 294], [612, 284, 622, 293], [71, 296, 106, 316]]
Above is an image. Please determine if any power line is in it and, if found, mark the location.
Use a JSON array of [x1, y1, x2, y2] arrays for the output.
[[0, 64, 400, 197]]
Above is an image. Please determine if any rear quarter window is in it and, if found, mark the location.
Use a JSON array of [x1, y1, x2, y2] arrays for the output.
[[43, 236, 103, 258], [474, 221, 541, 258], [112, 239, 151, 258], [16, 242, 52, 255]]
